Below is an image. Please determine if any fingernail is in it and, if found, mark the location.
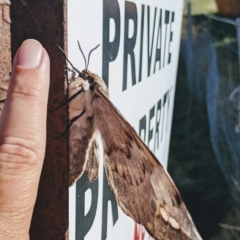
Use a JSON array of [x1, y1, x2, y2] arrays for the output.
[[17, 39, 42, 68]]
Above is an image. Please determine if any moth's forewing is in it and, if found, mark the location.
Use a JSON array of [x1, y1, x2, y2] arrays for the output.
[[91, 85, 201, 240]]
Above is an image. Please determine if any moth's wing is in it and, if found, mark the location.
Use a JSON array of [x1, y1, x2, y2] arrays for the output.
[[93, 86, 202, 240], [70, 122, 99, 185], [84, 137, 100, 182], [68, 80, 98, 185]]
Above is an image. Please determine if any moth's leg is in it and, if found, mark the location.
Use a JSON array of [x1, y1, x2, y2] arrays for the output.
[[56, 108, 86, 138], [49, 87, 84, 113]]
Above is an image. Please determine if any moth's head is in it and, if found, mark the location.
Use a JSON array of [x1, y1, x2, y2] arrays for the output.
[[83, 70, 109, 97], [79, 69, 91, 81], [80, 69, 90, 80]]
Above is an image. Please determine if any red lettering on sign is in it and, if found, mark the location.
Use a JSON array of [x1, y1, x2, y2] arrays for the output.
[[133, 223, 145, 240], [133, 223, 155, 240]]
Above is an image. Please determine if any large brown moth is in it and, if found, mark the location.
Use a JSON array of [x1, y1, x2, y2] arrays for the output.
[[58, 42, 202, 240]]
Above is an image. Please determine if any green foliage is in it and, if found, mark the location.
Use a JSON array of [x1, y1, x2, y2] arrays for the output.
[[184, 0, 217, 15], [169, 14, 239, 239]]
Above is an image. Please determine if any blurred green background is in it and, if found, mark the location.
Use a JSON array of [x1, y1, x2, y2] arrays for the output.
[[168, 0, 240, 239], [184, 0, 217, 15]]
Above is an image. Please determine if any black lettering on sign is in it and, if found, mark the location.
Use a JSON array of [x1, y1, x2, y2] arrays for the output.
[[122, 1, 138, 91], [103, 1, 176, 91], [138, 4, 145, 83], [148, 105, 155, 146], [123, 5, 176, 90], [102, 0, 121, 86], [102, 168, 119, 240], [138, 88, 172, 153], [161, 90, 169, 141], [147, 6, 157, 77], [168, 12, 174, 64], [154, 99, 161, 152], [163, 10, 170, 68], [139, 115, 147, 142], [76, 174, 98, 240], [165, 87, 172, 133], [75, 170, 119, 240], [154, 9, 162, 73]]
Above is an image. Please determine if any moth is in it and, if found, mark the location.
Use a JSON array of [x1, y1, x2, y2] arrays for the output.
[[58, 42, 202, 240]]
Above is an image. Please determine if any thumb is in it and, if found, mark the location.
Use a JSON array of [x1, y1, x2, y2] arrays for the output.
[[0, 39, 50, 239]]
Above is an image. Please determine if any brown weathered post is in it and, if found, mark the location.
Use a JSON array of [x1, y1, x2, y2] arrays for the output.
[[216, 0, 240, 17]]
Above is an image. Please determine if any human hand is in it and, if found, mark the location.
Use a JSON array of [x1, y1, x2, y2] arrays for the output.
[[0, 39, 50, 239]]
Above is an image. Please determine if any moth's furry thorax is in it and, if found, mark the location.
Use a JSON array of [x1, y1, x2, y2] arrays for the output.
[[69, 70, 109, 97]]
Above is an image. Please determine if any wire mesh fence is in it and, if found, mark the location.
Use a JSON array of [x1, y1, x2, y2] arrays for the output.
[[169, 2, 240, 239]]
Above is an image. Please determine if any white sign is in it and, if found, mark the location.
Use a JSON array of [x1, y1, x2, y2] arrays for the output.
[[68, 0, 183, 239]]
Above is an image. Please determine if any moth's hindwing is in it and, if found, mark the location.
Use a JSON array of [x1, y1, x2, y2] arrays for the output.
[[84, 136, 99, 182]]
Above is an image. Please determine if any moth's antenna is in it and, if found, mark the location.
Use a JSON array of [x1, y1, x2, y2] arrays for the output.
[[56, 45, 81, 74], [21, 0, 44, 40], [77, 41, 87, 70], [86, 44, 100, 70]]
